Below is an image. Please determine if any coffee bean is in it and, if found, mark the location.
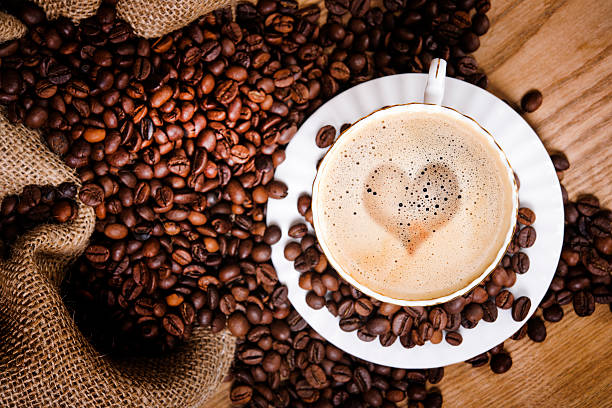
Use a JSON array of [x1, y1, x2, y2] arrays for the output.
[[316, 125, 336, 148], [521, 90, 543, 113], [550, 153, 570, 172], [297, 194, 311, 216], [353, 366, 372, 392], [339, 316, 361, 332], [466, 352, 489, 367], [79, 183, 104, 207], [443, 296, 466, 314], [517, 226, 536, 248], [366, 317, 390, 335], [527, 316, 546, 342], [517, 207, 536, 226], [24, 106, 48, 129], [463, 303, 483, 324], [162, 314, 185, 337], [573, 290, 595, 316], [230, 385, 253, 405], [490, 352, 512, 374], [576, 195, 599, 216], [445, 331, 462, 346], [471, 13, 490, 35], [391, 311, 412, 336], [512, 296, 531, 321], [305, 364, 328, 389], [262, 351, 281, 373], [481, 300, 498, 322], [542, 304, 563, 322], [511, 252, 530, 274], [495, 290, 514, 309], [306, 291, 325, 309], [228, 312, 250, 337], [288, 222, 308, 238], [239, 347, 264, 365], [266, 180, 288, 199]]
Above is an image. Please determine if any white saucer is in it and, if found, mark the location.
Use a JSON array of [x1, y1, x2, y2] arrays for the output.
[[267, 74, 564, 369]]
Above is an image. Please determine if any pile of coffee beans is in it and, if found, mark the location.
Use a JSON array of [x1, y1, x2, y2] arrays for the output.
[[528, 154, 610, 332], [463, 152, 611, 376], [1, 0, 608, 407], [0, 0, 493, 356], [0, 183, 78, 258]]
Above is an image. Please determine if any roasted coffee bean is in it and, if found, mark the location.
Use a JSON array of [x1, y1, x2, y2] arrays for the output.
[[331, 365, 352, 383], [527, 316, 546, 342], [443, 296, 465, 314], [490, 352, 512, 374], [463, 303, 483, 324], [542, 304, 563, 322], [573, 290, 595, 316], [366, 317, 390, 335], [517, 207, 536, 225], [471, 13, 490, 35], [266, 180, 288, 199], [162, 314, 184, 337], [239, 347, 264, 365], [391, 311, 412, 336], [339, 316, 361, 332], [228, 312, 250, 337], [481, 300, 498, 322], [445, 331, 462, 346], [521, 90, 543, 113], [466, 352, 489, 367], [512, 296, 531, 321], [306, 291, 325, 309], [315, 125, 336, 148], [288, 222, 308, 238], [495, 290, 514, 309], [79, 183, 104, 207], [576, 195, 599, 216], [517, 226, 536, 248], [230, 385, 253, 405], [305, 364, 328, 389], [512, 252, 530, 274], [353, 366, 372, 392]]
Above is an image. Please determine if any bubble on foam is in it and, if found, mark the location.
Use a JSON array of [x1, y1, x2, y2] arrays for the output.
[[314, 109, 514, 301]]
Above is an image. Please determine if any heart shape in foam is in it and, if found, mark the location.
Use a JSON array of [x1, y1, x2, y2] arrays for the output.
[[362, 162, 460, 253]]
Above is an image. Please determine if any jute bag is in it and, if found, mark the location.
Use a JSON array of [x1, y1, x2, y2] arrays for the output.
[[0, 11, 26, 43], [116, 0, 236, 38], [24, 0, 235, 38], [0, 0, 238, 405]]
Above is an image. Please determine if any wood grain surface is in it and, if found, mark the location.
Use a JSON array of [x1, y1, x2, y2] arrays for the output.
[[203, 0, 612, 406]]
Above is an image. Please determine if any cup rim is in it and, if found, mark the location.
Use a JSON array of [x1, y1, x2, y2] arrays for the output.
[[311, 102, 519, 306]]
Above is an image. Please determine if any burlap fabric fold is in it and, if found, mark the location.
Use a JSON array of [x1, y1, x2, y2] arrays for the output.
[[116, 0, 235, 38], [0, 11, 26, 44], [9, 0, 234, 38], [31, 0, 102, 21], [0, 113, 235, 406]]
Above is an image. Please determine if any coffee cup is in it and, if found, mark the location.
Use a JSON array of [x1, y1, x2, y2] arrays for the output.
[[311, 59, 519, 306]]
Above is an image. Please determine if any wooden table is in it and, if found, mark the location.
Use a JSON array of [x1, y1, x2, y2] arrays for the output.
[[204, 0, 612, 406]]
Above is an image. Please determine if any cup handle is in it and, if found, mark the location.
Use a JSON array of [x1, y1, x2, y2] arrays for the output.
[[423, 58, 447, 105]]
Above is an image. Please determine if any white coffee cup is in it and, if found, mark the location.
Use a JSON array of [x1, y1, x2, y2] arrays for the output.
[[311, 59, 519, 306]]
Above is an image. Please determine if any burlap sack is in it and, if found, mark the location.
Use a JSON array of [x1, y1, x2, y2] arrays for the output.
[[32, 0, 102, 21], [0, 113, 236, 406], [0, 11, 26, 44], [14, 0, 234, 38], [116, 0, 234, 38]]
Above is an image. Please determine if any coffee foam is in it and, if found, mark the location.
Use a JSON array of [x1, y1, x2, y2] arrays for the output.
[[314, 108, 514, 301]]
